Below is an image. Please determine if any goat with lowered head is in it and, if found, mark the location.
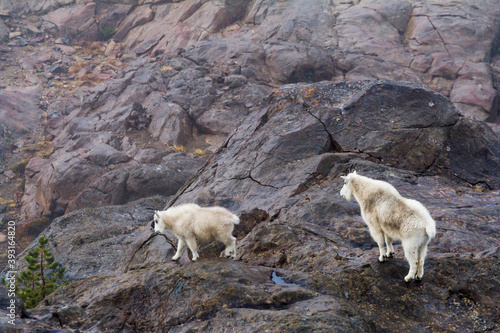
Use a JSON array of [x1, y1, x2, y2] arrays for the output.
[[340, 171, 436, 282], [152, 203, 240, 262]]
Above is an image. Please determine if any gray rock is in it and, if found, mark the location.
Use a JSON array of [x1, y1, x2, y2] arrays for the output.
[[16, 196, 170, 281], [65, 153, 204, 213], [0, 19, 9, 41], [46, 64, 67, 74], [176, 80, 498, 213], [147, 100, 194, 146]]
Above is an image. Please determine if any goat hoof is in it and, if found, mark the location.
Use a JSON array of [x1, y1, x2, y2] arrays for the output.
[[386, 252, 394, 258]]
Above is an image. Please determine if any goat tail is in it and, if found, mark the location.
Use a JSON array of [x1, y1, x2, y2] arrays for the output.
[[232, 214, 240, 225], [426, 219, 437, 239]]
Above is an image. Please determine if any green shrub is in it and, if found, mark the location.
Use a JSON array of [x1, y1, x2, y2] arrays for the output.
[[2, 236, 66, 308], [11, 159, 29, 176], [100, 26, 116, 40]]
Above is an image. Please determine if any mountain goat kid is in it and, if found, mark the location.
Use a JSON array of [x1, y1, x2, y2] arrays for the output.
[[340, 171, 436, 282], [152, 203, 240, 262]]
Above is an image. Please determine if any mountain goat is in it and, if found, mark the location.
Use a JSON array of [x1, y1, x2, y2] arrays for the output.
[[152, 203, 240, 262], [340, 171, 436, 282]]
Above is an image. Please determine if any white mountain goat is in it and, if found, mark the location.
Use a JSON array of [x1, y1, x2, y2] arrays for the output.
[[340, 171, 436, 282], [152, 203, 240, 261]]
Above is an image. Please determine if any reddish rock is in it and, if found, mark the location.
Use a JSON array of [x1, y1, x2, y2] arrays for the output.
[[337, 6, 409, 67], [450, 62, 498, 115], [19, 48, 60, 71], [428, 76, 454, 96], [26, 0, 75, 13], [42, 2, 97, 40], [428, 53, 460, 80], [0, 86, 42, 137], [96, 4, 132, 40], [114, 6, 154, 41], [410, 54, 432, 73], [15, 0, 500, 121]]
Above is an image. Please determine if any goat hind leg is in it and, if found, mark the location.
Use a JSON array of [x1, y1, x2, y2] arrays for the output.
[[416, 244, 428, 280], [403, 241, 419, 282]]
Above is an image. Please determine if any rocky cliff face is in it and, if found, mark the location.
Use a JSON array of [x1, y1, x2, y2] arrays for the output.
[[8, 0, 498, 120], [0, 0, 499, 332], [5, 80, 500, 332], [0, 0, 498, 219]]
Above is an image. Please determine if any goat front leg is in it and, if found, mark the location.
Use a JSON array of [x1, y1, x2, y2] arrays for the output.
[[370, 229, 387, 262], [222, 236, 237, 259], [384, 234, 394, 258], [172, 238, 186, 261]]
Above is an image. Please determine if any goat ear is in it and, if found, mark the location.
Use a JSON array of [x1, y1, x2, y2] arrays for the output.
[[352, 170, 357, 175], [341, 176, 346, 180]]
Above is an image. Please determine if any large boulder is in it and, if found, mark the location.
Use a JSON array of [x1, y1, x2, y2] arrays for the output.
[[16, 196, 169, 281], [176, 80, 499, 213], [42, 3, 98, 41]]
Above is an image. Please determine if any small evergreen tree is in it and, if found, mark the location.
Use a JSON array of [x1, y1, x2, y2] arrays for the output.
[[2, 236, 66, 308]]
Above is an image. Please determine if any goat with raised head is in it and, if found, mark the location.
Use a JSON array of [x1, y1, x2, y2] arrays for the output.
[[340, 171, 436, 282]]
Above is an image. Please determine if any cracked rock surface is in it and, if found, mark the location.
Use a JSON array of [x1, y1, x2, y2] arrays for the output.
[[8, 80, 500, 332], [176, 80, 499, 213]]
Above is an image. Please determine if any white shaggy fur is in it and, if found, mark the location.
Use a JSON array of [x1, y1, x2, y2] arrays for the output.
[[153, 203, 240, 262], [340, 171, 436, 282]]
